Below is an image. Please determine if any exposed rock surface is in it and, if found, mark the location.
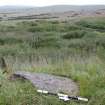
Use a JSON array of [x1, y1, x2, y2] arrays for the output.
[[12, 71, 78, 95]]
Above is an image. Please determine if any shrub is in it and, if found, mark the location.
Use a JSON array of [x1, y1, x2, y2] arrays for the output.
[[62, 30, 86, 39], [28, 27, 43, 32], [77, 20, 105, 31]]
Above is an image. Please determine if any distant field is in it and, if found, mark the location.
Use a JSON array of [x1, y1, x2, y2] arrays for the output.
[[0, 5, 105, 21], [0, 16, 105, 105]]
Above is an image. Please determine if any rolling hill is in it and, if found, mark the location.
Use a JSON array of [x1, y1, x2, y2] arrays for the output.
[[0, 5, 105, 13]]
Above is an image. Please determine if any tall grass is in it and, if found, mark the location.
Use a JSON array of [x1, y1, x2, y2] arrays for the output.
[[0, 55, 105, 105], [0, 17, 105, 105]]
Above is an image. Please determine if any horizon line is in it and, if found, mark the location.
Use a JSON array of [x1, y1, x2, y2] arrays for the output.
[[0, 4, 105, 7]]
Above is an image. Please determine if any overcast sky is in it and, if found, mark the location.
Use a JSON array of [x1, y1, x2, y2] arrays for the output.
[[0, 0, 105, 6]]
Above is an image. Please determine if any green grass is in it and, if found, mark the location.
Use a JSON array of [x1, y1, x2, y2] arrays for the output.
[[0, 17, 105, 105], [0, 55, 105, 105]]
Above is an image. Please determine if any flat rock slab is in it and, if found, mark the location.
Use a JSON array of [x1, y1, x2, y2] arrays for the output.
[[12, 71, 78, 95]]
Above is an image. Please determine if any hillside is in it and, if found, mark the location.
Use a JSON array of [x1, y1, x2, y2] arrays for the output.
[[0, 16, 105, 105], [0, 5, 105, 21], [0, 5, 105, 105], [0, 5, 105, 13]]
